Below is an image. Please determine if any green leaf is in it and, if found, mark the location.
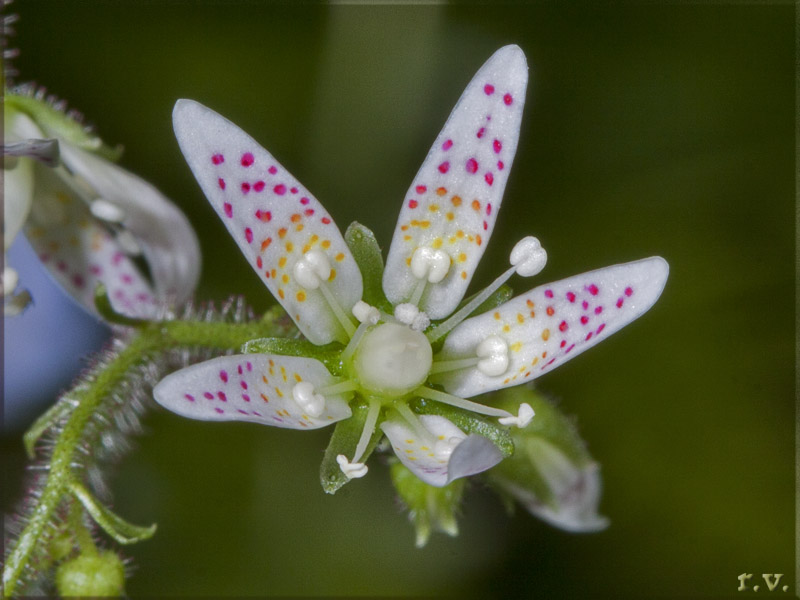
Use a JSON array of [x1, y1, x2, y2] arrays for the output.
[[344, 222, 392, 312], [68, 480, 157, 545], [411, 397, 515, 458], [320, 398, 384, 494], [241, 337, 344, 376]]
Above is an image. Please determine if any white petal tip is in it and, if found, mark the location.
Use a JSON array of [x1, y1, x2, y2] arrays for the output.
[[336, 454, 368, 479], [497, 403, 535, 428]]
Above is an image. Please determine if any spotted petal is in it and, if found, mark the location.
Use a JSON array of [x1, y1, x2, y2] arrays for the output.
[[57, 143, 201, 307], [173, 100, 362, 345], [24, 163, 159, 318], [153, 354, 352, 430], [434, 257, 669, 398], [381, 414, 503, 487], [383, 45, 528, 319]]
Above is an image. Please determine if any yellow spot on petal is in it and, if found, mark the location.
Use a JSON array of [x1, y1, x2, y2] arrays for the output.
[[436, 187, 447, 196], [329, 268, 336, 281], [471, 199, 481, 211], [458, 253, 467, 263], [451, 195, 462, 206], [446, 212, 454, 221], [405, 439, 414, 444], [456, 230, 464, 239], [278, 256, 287, 268], [502, 324, 510, 333], [295, 223, 304, 232], [294, 373, 302, 382], [296, 290, 306, 302], [281, 274, 289, 284], [429, 204, 439, 212], [517, 312, 525, 324], [285, 241, 294, 252], [278, 288, 285, 299], [511, 342, 522, 352], [432, 238, 443, 249], [291, 213, 302, 223], [335, 252, 345, 262], [321, 240, 331, 249], [261, 238, 272, 251], [404, 235, 412, 241], [278, 227, 287, 239], [493, 311, 501, 320], [542, 329, 550, 341], [461, 271, 467, 279]]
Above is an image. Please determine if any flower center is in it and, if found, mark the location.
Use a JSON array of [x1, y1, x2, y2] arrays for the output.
[[352, 322, 433, 397]]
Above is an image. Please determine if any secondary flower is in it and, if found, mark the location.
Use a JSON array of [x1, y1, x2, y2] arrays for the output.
[[3, 89, 201, 318], [154, 46, 668, 489]]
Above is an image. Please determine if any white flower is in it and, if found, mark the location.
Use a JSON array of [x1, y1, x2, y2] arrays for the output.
[[154, 46, 668, 487], [3, 92, 201, 318]]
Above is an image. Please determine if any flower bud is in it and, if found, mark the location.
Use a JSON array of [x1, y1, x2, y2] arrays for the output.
[[56, 550, 126, 597]]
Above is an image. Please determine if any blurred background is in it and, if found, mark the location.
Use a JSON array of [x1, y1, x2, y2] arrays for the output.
[[2, 2, 795, 597]]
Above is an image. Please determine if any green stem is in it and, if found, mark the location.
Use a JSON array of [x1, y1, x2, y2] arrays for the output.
[[4, 313, 282, 597]]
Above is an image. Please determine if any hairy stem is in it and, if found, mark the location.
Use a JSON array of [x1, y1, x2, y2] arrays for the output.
[[3, 310, 283, 596]]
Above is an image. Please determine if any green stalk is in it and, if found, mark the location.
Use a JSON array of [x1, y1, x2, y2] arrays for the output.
[[3, 313, 282, 597]]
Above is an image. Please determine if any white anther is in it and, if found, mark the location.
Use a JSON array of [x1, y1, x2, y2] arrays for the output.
[[476, 335, 510, 377], [411, 312, 430, 332], [411, 247, 451, 283], [498, 403, 535, 428], [510, 236, 547, 277], [394, 303, 419, 325], [336, 454, 369, 479], [293, 250, 332, 290], [115, 230, 142, 256], [90, 199, 126, 224], [352, 300, 380, 325], [291, 381, 326, 418], [433, 437, 463, 461], [2, 267, 19, 296]]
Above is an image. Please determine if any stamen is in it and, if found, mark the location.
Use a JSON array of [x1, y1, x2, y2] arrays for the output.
[[411, 247, 450, 283], [336, 455, 368, 479], [352, 300, 380, 325], [510, 236, 547, 276], [414, 386, 513, 420], [408, 277, 427, 308], [411, 312, 430, 332], [394, 402, 433, 442], [394, 303, 419, 326], [2, 138, 60, 167], [291, 382, 326, 418], [294, 250, 357, 338], [2, 266, 19, 296], [352, 398, 381, 463], [115, 230, 142, 256], [426, 237, 547, 343], [318, 380, 359, 396], [476, 335, 510, 377], [340, 319, 372, 363], [429, 356, 480, 375], [497, 403, 535, 428], [90, 199, 126, 224]]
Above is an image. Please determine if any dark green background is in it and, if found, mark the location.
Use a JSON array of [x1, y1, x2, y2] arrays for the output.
[[4, 2, 795, 597]]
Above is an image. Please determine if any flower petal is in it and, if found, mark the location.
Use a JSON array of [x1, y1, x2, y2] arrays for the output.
[[4, 110, 42, 250], [153, 354, 352, 429], [173, 100, 363, 345], [381, 414, 503, 487], [435, 257, 669, 397], [57, 143, 200, 306], [24, 164, 159, 318], [383, 45, 528, 318]]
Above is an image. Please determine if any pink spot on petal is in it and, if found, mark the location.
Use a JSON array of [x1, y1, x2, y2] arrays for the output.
[[544, 289, 554, 299], [246, 362, 253, 371], [566, 291, 576, 303], [493, 139, 502, 154], [503, 93, 513, 105], [72, 274, 85, 288], [625, 287, 634, 296], [587, 284, 599, 295], [304, 208, 315, 216], [485, 172, 494, 186], [120, 274, 133, 284], [241, 182, 251, 194], [408, 199, 418, 209], [217, 391, 227, 402], [321, 216, 331, 225], [497, 161, 504, 170], [237, 365, 243, 375], [254, 181, 265, 192], [483, 220, 488, 231], [224, 202, 233, 218], [214, 408, 224, 414], [240, 380, 248, 390], [476, 127, 485, 139], [212, 154, 224, 165], [204, 392, 214, 400], [220, 370, 228, 383], [242, 394, 251, 402], [438, 161, 450, 174], [466, 158, 478, 174], [442, 139, 453, 151], [274, 184, 286, 195], [595, 306, 603, 314], [218, 178, 226, 190], [90, 265, 102, 275], [245, 228, 253, 243], [484, 84, 495, 95], [596, 323, 606, 335], [416, 185, 427, 194], [300, 197, 310, 205], [290, 187, 298, 194], [582, 300, 589, 310], [560, 340, 567, 348], [241, 152, 254, 167], [580, 315, 589, 325], [585, 332, 593, 341], [616, 298, 624, 308], [268, 166, 278, 175], [185, 394, 195, 402], [565, 344, 575, 353], [486, 203, 492, 216], [559, 320, 568, 332]]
